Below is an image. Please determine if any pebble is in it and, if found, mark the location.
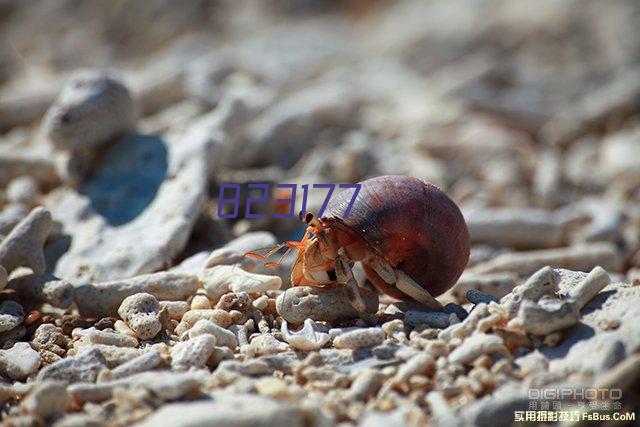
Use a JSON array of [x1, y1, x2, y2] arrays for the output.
[[137, 393, 307, 427], [0, 300, 25, 333], [448, 333, 507, 364], [37, 347, 107, 383], [117, 293, 162, 340], [22, 381, 71, 420], [472, 243, 623, 277], [0, 206, 52, 275], [276, 284, 379, 323], [101, 350, 163, 381], [333, 328, 385, 350], [200, 265, 282, 303], [42, 70, 137, 152], [74, 272, 199, 318], [0, 342, 41, 379], [159, 300, 190, 320], [171, 334, 217, 370], [0, 265, 7, 291], [466, 289, 500, 305], [405, 311, 453, 329], [182, 309, 233, 328], [280, 319, 330, 351], [186, 319, 238, 350]]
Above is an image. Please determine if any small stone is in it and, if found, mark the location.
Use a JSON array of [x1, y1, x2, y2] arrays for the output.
[[42, 70, 137, 152], [466, 289, 500, 305], [280, 319, 330, 351], [0, 207, 52, 275], [137, 393, 307, 427], [201, 265, 281, 302], [405, 311, 452, 329], [37, 347, 107, 383], [159, 300, 190, 320], [182, 309, 232, 328], [117, 293, 162, 340], [186, 319, 238, 350], [171, 334, 217, 370], [0, 342, 41, 379], [449, 333, 507, 364], [276, 284, 378, 323], [443, 302, 468, 321], [6, 176, 38, 206], [333, 328, 385, 350], [22, 381, 71, 420], [0, 300, 25, 333], [244, 334, 289, 357]]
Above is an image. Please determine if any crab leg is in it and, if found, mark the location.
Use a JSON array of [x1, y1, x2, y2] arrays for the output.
[[335, 256, 366, 312], [366, 253, 443, 311], [395, 270, 443, 311]]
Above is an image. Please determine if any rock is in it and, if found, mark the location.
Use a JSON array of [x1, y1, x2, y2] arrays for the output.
[[136, 393, 308, 427], [50, 124, 213, 283], [159, 300, 190, 320], [0, 143, 59, 189], [201, 265, 281, 302], [42, 70, 137, 152], [83, 328, 138, 348], [186, 319, 238, 350], [465, 207, 565, 249], [333, 328, 385, 350], [171, 334, 217, 370], [244, 334, 288, 357], [241, 81, 360, 169], [281, 319, 330, 351], [0, 300, 25, 333], [101, 350, 163, 381], [6, 176, 39, 205], [0, 342, 41, 379], [0, 206, 52, 275], [181, 309, 232, 328], [8, 274, 75, 308], [72, 370, 202, 403], [74, 272, 199, 318], [600, 124, 640, 185], [37, 347, 107, 383], [471, 243, 623, 276], [117, 293, 162, 340], [466, 289, 500, 305], [448, 333, 507, 364], [0, 203, 30, 236], [74, 344, 144, 368], [204, 231, 277, 270], [31, 323, 70, 354], [276, 284, 379, 323], [405, 311, 455, 329], [501, 266, 561, 317], [0, 265, 6, 291], [22, 381, 71, 420]]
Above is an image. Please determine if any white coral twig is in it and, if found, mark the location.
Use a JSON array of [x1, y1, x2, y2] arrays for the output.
[[280, 319, 329, 351]]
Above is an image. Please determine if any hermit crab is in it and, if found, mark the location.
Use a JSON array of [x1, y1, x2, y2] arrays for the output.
[[248, 175, 470, 312]]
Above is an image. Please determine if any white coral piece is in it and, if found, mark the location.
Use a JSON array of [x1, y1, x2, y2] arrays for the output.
[[281, 319, 330, 351]]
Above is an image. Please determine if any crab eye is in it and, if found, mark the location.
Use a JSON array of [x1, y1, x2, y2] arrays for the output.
[[305, 212, 314, 224], [298, 210, 304, 221]]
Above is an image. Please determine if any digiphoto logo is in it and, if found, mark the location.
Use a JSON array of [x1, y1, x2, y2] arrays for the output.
[[528, 388, 623, 401], [516, 387, 635, 423]]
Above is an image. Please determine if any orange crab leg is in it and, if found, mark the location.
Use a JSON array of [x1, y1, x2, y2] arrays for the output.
[[244, 228, 313, 267]]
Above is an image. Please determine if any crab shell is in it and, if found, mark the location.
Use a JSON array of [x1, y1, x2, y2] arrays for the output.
[[322, 175, 470, 300]]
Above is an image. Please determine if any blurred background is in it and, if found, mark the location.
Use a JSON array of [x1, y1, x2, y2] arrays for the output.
[[0, 0, 639, 285]]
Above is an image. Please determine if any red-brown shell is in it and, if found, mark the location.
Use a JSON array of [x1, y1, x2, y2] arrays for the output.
[[322, 175, 469, 300]]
